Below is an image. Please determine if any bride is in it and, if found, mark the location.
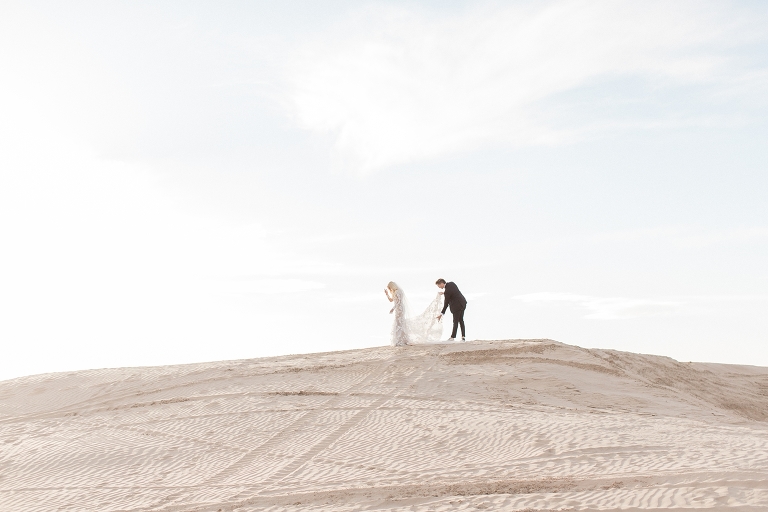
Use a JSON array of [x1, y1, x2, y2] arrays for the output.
[[384, 282, 444, 346]]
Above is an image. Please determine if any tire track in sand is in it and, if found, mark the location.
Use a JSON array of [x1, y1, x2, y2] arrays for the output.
[[236, 346, 446, 503], [145, 347, 425, 511]]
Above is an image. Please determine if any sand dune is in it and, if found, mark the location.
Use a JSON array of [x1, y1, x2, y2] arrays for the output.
[[2, 339, 768, 511]]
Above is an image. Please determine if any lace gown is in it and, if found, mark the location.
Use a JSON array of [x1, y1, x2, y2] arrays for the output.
[[390, 290, 444, 346], [391, 289, 410, 346]]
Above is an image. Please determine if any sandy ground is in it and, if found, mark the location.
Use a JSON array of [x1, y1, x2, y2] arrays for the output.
[[2, 339, 768, 511]]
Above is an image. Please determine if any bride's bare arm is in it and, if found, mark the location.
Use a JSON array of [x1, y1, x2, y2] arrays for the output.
[[384, 289, 393, 302]]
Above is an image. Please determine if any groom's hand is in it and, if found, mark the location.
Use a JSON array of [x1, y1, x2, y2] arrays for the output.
[[436, 313, 443, 320]]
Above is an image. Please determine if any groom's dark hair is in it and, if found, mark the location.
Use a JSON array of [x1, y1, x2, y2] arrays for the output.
[[435, 278, 446, 285]]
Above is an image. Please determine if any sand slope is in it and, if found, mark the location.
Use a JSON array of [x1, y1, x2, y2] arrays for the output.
[[2, 339, 768, 511]]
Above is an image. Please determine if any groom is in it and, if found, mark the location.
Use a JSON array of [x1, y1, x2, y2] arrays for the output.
[[435, 278, 467, 341]]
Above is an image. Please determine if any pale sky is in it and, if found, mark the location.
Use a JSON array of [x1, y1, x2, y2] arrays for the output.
[[1, 1, 767, 381]]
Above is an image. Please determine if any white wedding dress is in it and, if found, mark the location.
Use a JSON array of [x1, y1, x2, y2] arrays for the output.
[[391, 289, 445, 346]]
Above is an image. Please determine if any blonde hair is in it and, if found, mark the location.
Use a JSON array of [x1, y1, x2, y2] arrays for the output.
[[387, 281, 399, 292]]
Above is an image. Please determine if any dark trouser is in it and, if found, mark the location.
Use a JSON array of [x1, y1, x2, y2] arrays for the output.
[[450, 307, 466, 338]]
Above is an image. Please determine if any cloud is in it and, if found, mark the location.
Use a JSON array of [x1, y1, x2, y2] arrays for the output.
[[513, 292, 768, 320], [590, 226, 768, 248], [218, 278, 326, 295], [286, 0, 766, 172], [514, 292, 683, 319]]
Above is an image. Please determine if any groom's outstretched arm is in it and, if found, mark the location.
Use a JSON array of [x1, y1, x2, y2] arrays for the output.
[[440, 285, 453, 315]]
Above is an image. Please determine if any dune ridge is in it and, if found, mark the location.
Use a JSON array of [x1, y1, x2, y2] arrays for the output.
[[1, 339, 767, 511]]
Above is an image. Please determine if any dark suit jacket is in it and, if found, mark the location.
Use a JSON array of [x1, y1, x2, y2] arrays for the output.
[[441, 282, 467, 315]]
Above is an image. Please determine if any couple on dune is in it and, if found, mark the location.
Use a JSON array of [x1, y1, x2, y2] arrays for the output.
[[384, 279, 467, 346]]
